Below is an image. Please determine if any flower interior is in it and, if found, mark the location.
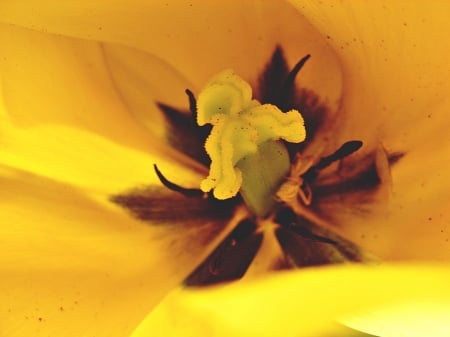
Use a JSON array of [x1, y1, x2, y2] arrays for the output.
[[111, 46, 404, 286]]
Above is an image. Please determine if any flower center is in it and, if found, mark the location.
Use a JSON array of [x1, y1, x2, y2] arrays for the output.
[[195, 69, 306, 216]]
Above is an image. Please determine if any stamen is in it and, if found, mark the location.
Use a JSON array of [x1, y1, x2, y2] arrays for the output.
[[303, 140, 363, 183], [315, 140, 363, 170], [275, 207, 379, 264], [153, 164, 204, 198], [279, 54, 311, 108], [275, 207, 336, 244], [185, 88, 197, 118], [277, 140, 363, 209]]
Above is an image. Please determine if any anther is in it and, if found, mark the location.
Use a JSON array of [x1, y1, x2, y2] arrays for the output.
[[302, 140, 363, 183], [185, 89, 197, 118], [279, 54, 311, 108], [153, 164, 204, 198]]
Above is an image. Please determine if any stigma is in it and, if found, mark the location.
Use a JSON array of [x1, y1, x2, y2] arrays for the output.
[[196, 69, 306, 215]]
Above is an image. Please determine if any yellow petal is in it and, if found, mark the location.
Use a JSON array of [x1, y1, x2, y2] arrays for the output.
[[0, 120, 200, 196], [0, 169, 169, 337], [0, 23, 161, 152], [0, 1, 343, 111], [291, 1, 450, 143], [0, 3, 345, 165], [291, 1, 450, 260], [0, 166, 243, 336], [131, 263, 450, 337], [100, 43, 194, 136], [0, 24, 208, 193], [0, 23, 215, 167], [0, 14, 246, 336]]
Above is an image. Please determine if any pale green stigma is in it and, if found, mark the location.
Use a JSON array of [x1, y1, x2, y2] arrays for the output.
[[196, 69, 306, 216]]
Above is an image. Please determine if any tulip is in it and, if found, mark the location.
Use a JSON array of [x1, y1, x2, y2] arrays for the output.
[[0, 1, 449, 336]]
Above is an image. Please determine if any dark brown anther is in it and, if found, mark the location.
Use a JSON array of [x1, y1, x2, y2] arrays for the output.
[[316, 140, 363, 170], [274, 207, 378, 265], [185, 88, 197, 119], [279, 54, 311, 109], [302, 140, 363, 183], [153, 164, 204, 198], [275, 207, 336, 244]]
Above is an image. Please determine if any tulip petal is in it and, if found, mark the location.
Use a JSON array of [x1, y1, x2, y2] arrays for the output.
[[130, 263, 450, 337], [0, 166, 244, 336], [0, 169, 175, 336], [1, 9, 343, 167], [0, 3, 347, 173], [290, 1, 450, 144], [0, 24, 163, 152], [291, 1, 450, 260], [0, 118, 203, 196], [0, 1, 343, 112], [0, 26, 207, 193]]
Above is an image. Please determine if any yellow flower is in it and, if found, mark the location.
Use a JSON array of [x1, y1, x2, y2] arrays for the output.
[[0, 1, 449, 337]]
